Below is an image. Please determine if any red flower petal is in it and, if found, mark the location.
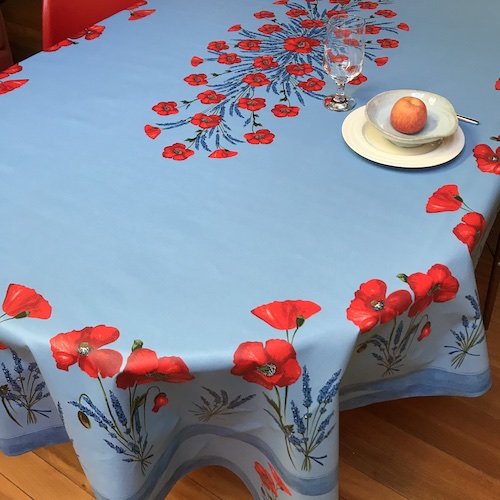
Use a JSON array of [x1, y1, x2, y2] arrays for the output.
[[208, 148, 238, 158], [251, 300, 321, 330], [2, 284, 52, 319], [0, 342, 7, 350], [144, 124, 161, 139], [191, 56, 204, 67], [374, 56, 388, 66], [129, 9, 155, 20], [495, 79, 500, 91], [426, 184, 462, 212], [0, 80, 29, 95]]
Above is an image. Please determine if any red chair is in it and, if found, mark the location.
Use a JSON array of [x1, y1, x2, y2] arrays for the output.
[[42, 0, 134, 50]]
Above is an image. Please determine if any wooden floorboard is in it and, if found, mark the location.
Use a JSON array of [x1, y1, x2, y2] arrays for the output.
[[1, 3, 499, 498]]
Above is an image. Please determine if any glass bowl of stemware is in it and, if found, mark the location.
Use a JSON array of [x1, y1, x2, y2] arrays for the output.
[[365, 89, 459, 148]]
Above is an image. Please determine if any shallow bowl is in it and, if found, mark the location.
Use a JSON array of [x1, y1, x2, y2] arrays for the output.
[[365, 89, 458, 148]]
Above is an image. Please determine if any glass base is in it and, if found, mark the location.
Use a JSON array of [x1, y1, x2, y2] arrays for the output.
[[324, 94, 356, 112]]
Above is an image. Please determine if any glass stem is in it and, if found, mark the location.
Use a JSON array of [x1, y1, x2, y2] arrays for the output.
[[335, 82, 347, 103]]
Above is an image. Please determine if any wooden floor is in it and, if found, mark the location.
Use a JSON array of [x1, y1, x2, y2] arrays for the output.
[[1, 3, 499, 498]]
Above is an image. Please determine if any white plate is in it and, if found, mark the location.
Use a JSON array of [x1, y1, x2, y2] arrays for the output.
[[342, 106, 465, 168]]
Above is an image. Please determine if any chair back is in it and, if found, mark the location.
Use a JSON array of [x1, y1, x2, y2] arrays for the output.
[[0, 9, 13, 70], [42, 0, 133, 50]]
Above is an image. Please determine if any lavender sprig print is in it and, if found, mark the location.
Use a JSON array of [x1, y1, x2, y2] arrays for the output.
[[69, 379, 160, 474], [0, 348, 51, 426], [287, 367, 340, 471], [190, 387, 256, 422], [445, 294, 485, 368]]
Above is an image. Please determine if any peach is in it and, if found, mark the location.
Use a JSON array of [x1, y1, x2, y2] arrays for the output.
[[390, 96, 427, 135]]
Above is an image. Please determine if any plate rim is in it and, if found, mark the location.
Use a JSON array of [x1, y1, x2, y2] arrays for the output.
[[342, 106, 465, 168]]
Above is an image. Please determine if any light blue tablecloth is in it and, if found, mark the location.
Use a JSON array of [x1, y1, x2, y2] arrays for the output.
[[0, 0, 498, 498]]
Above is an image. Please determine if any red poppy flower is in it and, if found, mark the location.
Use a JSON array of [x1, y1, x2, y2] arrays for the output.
[[238, 40, 262, 51], [375, 9, 397, 18], [453, 212, 486, 254], [244, 129, 275, 144], [285, 63, 313, 76], [407, 264, 459, 317], [116, 347, 194, 389], [0, 342, 7, 350], [398, 22, 410, 31], [473, 144, 500, 174], [346, 279, 412, 333], [128, 9, 155, 20], [496, 79, 500, 91], [152, 101, 179, 115], [251, 299, 321, 330], [301, 19, 324, 29], [197, 90, 226, 104], [286, 8, 308, 17], [298, 77, 326, 92], [330, 0, 350, 4], [228, 24, 242, 32], [274, 0, 289, 4], [73, 25, 105, 40], [162, 143, 194, 161], [426, 184, 463, 212], [254, 10, 275, 18], [417, 322, 431, 341], [2, 284, 52, 319], [366, 25, 382, 34], [191, 56, 204, 67], [255, 462, 277, 496], [144, 124, 161, 139], [326, 9, 347, 18], [377, 38, 399, 48], [258, 24, 283, 35], [44, 39, 74, 52], [349, 73, 367, 85], [207, 40, 229, 51], [271, 104, 300, 117], [268, 463, 291, 495], [253, 56, 278, 69], [238, 97, 266, 111], [374, 56, 389, 66], [0, 80, 29, 94], [284, 36, 320, 54], [231, 339, 301, 389], [184, 73, 208, 86], [359, 1, 378, 9], [190, 113, 222, 129], [218, 53, 242, 65], [242, 73, 271, 87], [208, 148, 238, 158], [50, 325, 122, 378], [152, 393, 169, 412]]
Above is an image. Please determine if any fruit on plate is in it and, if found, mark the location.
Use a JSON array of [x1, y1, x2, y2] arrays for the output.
[[390, 96, 428, 134]]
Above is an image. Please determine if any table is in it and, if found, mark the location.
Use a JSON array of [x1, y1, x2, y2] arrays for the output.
[[0, 0, 498, 498]]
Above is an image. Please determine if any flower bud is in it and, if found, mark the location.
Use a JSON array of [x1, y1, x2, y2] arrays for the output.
[[152, 393, 168, 412]]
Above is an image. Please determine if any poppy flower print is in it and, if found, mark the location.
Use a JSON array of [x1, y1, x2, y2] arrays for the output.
[[251, 299, 321, 330], [116, 347, 194, 389], [473, 144, 500, 174], [147, 0, 405, 160], [406, 264, 459, 317], [152, 392, 169, 412], [453, 212, 486, 254], [346, 279, 412, 333], [144, 124, 161, 139], [231, 339, 301, 390], [2, 283, 52, 320], [418, 321, 431, 341], [426, 184, 486, 255], [426, 184, 463, 212], [50, 325, 123, 378]]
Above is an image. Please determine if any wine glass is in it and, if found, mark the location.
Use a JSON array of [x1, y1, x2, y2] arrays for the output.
[[323, 14, 365, 112]]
